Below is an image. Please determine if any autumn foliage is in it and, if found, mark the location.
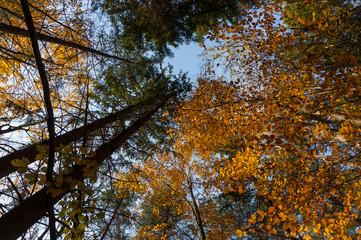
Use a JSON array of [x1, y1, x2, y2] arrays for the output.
[[0, 0, 94, 143], [115, 0, 361, 239], [1, 0, 361, 239]]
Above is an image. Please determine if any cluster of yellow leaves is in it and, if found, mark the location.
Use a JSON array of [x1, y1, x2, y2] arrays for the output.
[[58, 191, 99, 240], [0, 1, 111, 238], [114, 140, 241, 239], [9, 144, 97, 199], [114, 0, 361, 239], [0, 0, 101, 230], [0, 0, 96, 143], [202, 1, 361, 238]]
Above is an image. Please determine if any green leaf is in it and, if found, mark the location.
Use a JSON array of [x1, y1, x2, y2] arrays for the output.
[[36, 145, 47, 153], [96, 212, 105, 219], [24, 173, 36, 180]]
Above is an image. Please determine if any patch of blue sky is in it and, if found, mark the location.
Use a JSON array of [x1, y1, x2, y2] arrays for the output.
[[165, 42, 203, 84]]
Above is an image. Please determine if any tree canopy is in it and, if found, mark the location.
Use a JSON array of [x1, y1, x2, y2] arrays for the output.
[[1, 0, 361, 239], [0, 0, 187, 239], [114, 0, 361, 239], [94, 0, 257, 56]]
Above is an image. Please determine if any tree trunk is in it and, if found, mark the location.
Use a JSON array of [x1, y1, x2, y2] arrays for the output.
[[0, 100, 146, 178], [188, 179, 207, 240], [0, 95, 172, 239]]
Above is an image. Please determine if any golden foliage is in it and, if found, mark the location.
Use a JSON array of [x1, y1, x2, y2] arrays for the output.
[[115, 0, 361, 239]]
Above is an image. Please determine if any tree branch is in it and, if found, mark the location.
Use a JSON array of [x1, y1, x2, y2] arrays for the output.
[[0, 22, 132, 63]]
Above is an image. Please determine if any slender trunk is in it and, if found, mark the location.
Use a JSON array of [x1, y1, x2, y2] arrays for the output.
[[0, 100, 144, 178], [0, 95, 172, 239], [19, 0, 57, 237], [188, 179, 207, 240]]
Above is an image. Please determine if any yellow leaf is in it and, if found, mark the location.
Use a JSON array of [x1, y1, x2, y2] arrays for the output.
[[235, 230, 243, 237], [35, 152, 48, 160], [36, 145, 47, 153], [257, 209, 264, 216], [25, 173, 36, 180], [297, 17, 305, 24], [55, 176, 63, 188], [11, 159, 27, 167], [80, 147, 88, 155], [39, 174, 46, 185]]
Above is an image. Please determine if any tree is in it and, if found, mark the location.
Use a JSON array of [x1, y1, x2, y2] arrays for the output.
[[0, 96, 174, 239], [115, 150, 212, 239], [94, 0, 258, 56], [283, 0, 361, 65], [121, 0, 361, 239], [0, 0, 187, 239], [203, 1, 361, 238]]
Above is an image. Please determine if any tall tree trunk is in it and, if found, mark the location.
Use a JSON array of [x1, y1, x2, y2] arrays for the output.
[[0, 95, 172, 239], [19, 0, 57, 236], [0, 99, 147, 178], [188, 178, 207, 240]]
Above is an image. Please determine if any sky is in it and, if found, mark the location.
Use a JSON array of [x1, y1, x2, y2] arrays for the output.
[[165, 42, 203, 83]]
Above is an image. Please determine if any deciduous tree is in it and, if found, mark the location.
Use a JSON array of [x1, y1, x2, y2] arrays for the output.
[[126, 1, 361, 239], [0, 0, 186, 239]]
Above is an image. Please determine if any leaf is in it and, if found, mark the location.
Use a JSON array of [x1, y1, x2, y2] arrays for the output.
[[80, 147, 88, 155], [11, 159, 27, 168], [36, 145, 47, 153], [96, 212, 105, 219], [35, 152, 48, 160], [77, 223, 86, 231], [38, 174, 46, 185], [297, 16, 305, 24], [17, 167, 28, 174], [55, 176, 63, 188], [235, 229, 244, 237], [24, 173, 36, 181]]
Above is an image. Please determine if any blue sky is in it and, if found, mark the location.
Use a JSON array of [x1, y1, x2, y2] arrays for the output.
[[166, 42, 203, 83]]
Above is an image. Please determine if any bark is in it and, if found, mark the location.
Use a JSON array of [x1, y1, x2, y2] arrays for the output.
[[0, 22, 132, 63], [188, 179, 207, 240], [0, 95, 172, 239], [20, 0, 57, 237], [0, 100, 145, 179]]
